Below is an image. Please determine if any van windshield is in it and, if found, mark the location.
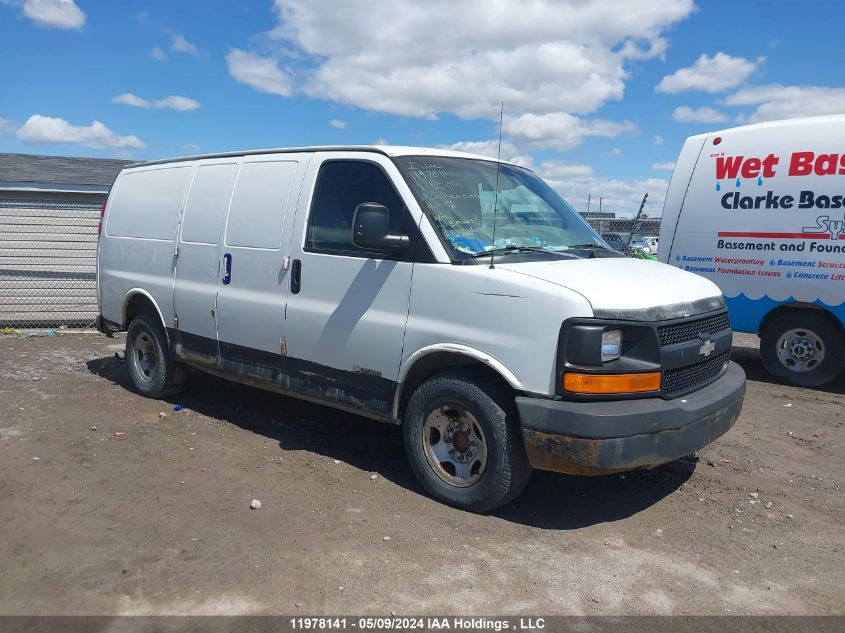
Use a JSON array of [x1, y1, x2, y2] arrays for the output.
[[393, 156, 605, 259]]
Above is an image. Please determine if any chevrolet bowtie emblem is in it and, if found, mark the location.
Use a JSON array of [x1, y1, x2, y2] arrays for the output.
[[699, 338, 716, 357]]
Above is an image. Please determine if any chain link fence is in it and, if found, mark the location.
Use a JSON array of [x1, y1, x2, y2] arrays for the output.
[[0, 198, 101, 330], [581, 214, 662, 258]]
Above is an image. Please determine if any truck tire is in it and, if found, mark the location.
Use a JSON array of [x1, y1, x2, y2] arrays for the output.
[[760, 311, 845, 387], [125, 313, 181, 398], [403, 371, 532, 512]]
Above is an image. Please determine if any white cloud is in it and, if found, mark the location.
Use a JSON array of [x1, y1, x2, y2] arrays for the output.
[[607, 147, 623, 156], [264, 0, 694, 120], [445, 140, 533, 168], [651, 161, 676, 171], [656, 52, 762, 94], [182, 144, 200, 153], [502, 112, 636, 151], [150, 46, 168, 62], [171, 33, 198, 54], [17, 115, 145, 149], [672, 105, 728, 123], [226, 49, 293, 97], [653, 134, 663, 145], [113, 93, 200, 111], [539, 159, 668, 216], [723, 84, 845, 123], [328, 118, 347, 129], [7, 0, 86, 29]]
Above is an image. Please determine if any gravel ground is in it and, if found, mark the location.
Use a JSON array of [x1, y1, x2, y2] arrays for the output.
[[0, 332, 842, 615]]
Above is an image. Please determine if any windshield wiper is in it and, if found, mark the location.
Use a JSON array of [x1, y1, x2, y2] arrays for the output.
[[565, 242, 611, 250], [469, 245, 560, 258]]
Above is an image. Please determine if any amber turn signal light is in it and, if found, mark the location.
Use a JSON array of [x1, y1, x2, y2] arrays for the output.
[[563, 372, 661, 394]]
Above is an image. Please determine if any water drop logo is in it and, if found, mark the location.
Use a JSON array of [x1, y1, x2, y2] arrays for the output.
[[735, 178, 741, 188], [757, 177, 763, 186], [786, 272, 793, 279], [769, 259, 776, 266], [716, 181, 721, 191]]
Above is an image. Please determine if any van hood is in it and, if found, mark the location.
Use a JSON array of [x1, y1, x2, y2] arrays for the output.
[[496, 257, 724, 321]]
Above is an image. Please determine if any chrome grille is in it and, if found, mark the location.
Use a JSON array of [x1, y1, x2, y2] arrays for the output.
[[662, 351, 730, 396], [657, 310, 730, 347]]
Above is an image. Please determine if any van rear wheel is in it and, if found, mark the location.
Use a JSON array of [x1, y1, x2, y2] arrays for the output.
[[403, 372, 531, 512], [760, 311, 845, 388], [126, 313, 181, 398]]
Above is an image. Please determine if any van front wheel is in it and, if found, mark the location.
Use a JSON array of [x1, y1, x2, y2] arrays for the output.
[[126, 313, 180, 398], [403, 372, 531, 512], [760, 311, 845, 387]]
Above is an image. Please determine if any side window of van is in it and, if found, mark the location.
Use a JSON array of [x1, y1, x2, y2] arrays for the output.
[[305, 160, 406, 256]]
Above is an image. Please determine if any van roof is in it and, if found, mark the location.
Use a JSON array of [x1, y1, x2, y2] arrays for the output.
[[686, 113, 845, 141], [127, 145, 523, 169]]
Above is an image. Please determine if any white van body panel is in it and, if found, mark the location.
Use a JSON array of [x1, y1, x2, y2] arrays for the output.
[[100, 164, 192, 328], [215, 155, 309, 357], [173, 160, 238, 346], [401, 263, 593, 396], [659, 115, 845, 333], [496, 258, 722, 318]]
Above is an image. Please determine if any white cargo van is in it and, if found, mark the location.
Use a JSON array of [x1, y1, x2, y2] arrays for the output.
[[97, 145, 745, 511], [660, 116, 845, 387]]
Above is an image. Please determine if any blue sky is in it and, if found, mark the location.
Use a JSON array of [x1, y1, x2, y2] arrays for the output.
[[1, 0, 843, 216]]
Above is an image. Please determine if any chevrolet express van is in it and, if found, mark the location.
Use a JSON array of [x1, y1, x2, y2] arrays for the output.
[[97, 145, 746, 511], [659, 115, 845, 387]]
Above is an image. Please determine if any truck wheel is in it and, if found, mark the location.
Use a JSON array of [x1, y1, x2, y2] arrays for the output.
[[125, 313, 181, 398], [403, 372, 531, 512], [760, 311, 845, 387]]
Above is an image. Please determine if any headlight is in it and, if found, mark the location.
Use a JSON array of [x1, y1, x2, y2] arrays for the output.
[[601, 329, 622, 362]]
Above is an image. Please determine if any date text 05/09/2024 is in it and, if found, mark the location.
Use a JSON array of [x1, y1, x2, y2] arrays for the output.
[[289, 617, 546, 631]]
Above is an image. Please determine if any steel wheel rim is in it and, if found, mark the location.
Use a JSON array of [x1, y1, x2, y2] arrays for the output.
[[131, 331, 158, 383], [422, 403, 487, 488], [775, 328, 824, 373]]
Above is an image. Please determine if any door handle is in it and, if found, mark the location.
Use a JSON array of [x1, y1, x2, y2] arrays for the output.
[[222, 253, 232, 285], [291, 259, 301, 294]]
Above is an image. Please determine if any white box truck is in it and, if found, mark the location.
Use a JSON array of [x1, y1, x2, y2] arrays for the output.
[[659, 115, 845, 387], [97, 145, 745, 511]]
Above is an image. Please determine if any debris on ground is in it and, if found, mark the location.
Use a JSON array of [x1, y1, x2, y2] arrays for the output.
[[113, 432, 125, 437], [369, 474, 378, 480], [114, 351, 125, 360], [383, 536, 391, 541], [173, 404, 184, 412], [250, 499, 262, 510], [159, 412, 167, 419]]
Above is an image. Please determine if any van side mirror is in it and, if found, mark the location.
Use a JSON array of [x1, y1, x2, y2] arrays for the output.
[[352, 202, 410, 251]]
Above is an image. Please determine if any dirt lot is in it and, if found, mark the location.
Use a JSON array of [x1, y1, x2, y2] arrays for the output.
[[0, 332, 842, 616]]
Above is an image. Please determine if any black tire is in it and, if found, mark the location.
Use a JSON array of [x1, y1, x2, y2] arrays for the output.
[[760, 311, 845, 387], [403, 371, 532, 512], [125, 313, 181, 398]]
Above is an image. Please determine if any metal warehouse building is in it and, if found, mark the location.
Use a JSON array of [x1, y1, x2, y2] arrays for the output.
[[0, 153, 129, 327]]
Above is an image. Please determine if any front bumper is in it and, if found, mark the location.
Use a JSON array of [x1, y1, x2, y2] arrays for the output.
[[516, 361, 746, 475]]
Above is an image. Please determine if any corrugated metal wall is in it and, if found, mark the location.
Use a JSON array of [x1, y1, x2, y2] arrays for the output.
[[0, 198, 101, 327]]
